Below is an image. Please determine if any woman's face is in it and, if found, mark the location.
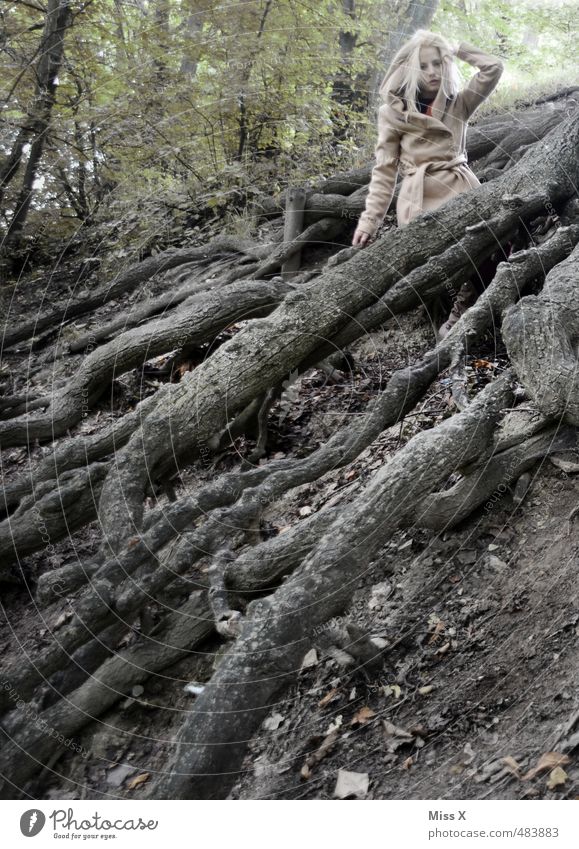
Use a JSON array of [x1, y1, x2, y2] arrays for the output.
[[418, 45, 443, 95]]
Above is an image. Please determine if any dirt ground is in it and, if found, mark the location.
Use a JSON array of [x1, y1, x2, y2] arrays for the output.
[[1, 245, 578, 801]]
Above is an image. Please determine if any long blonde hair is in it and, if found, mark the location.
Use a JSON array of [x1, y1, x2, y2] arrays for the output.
[[379, 30, 463, 115]]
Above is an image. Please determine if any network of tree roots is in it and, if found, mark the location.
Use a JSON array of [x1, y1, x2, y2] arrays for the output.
[[1, 87, 578, 800]]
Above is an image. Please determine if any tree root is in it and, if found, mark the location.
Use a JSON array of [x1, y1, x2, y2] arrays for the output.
[[153, 373, 515, 799], [0, 463, 109, 579], [68, 265, 210, 353], [0, 277, 292, 448], [0, 591, 214, 798], [503, 242, 579, 424], [414, 423, 577, 529], [2, 236, 263, 351], [101, 125, 576, 556], [1, 391, 162, 514], [475, 109, 566, 176]]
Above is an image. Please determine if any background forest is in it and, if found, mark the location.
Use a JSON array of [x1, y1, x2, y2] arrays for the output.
[[1, 0, 577, 277]]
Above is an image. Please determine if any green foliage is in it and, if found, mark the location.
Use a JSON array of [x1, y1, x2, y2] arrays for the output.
[[1, 0, 576, 260]]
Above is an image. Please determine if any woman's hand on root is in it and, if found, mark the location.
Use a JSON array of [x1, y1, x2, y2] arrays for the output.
[[352, 227, 373, 248]]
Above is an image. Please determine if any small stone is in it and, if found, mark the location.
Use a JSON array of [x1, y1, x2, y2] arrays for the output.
[[106, 764, 135, 788], [457, 549, 477, 565], [489, 555, 508, 570], [300, 648, 318, 670]]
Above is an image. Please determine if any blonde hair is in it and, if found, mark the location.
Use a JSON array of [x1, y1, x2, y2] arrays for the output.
[[379, 29, 463, 114]]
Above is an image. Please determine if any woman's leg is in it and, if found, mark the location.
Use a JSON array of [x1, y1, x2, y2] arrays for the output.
[[437, 241, 514, 339]]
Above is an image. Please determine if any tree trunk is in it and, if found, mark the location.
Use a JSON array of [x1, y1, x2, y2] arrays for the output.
[[369, 0, 440, 111], [1, 0, 73, 247]]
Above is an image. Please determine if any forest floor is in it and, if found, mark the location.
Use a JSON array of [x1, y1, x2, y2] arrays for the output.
[[3, 83, 579, 797], [2, 262, 578, 800]]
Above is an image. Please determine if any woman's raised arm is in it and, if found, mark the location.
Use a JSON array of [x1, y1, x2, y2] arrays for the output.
[[452, 41, 504, 119]]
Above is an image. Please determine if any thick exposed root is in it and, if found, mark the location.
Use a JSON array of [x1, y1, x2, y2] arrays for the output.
[[414, 423, 576, 529], [0, 278, 291, 448], [153, 374, 515, 799], [2, 236, 263, 351], [503, 242, 579, 424], [1, 99, 577, 801]]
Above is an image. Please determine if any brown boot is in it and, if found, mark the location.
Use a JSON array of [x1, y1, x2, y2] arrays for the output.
[[438, 280, 479, 339]]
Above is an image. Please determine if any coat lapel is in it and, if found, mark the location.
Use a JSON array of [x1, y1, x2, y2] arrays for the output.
[[382, 89, 454, 139]]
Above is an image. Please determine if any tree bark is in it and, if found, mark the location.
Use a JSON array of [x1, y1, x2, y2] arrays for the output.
[[95, 110, 579, 555], [502, 242, 579, 424], [1, 0, 73, 246]]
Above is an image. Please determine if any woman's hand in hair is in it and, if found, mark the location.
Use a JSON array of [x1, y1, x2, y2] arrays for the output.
[[352, 226, 373, 247]]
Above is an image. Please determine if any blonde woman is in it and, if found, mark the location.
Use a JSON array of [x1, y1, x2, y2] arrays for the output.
[[352, 30, 505, 337]]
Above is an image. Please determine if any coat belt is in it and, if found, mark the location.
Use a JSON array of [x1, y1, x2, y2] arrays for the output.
[[399, 154, 470, 217]]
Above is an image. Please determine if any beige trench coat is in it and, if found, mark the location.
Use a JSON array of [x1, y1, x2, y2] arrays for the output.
[[357, 42, 504, 237]]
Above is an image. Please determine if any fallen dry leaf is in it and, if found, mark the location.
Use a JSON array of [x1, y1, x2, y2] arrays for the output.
[[300, 730, 339, 780], [428, 615, 446, 644], [418, 685, 435, 696], [383, 719, 415, 753], [318, 687, 339, 708], [403, 756, 414, 770], [462, 742, 475, 765], [126, 773, 150, 790], [523, 752, 570, 781], [300, 648, 318, 670], [334, 769, 369, 799], [351, 706, 376, 726], [546, 766, 568, 790], [501, 756, 522, 777], [263, 712, 285, 731], [382, 683, 402, 699]]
